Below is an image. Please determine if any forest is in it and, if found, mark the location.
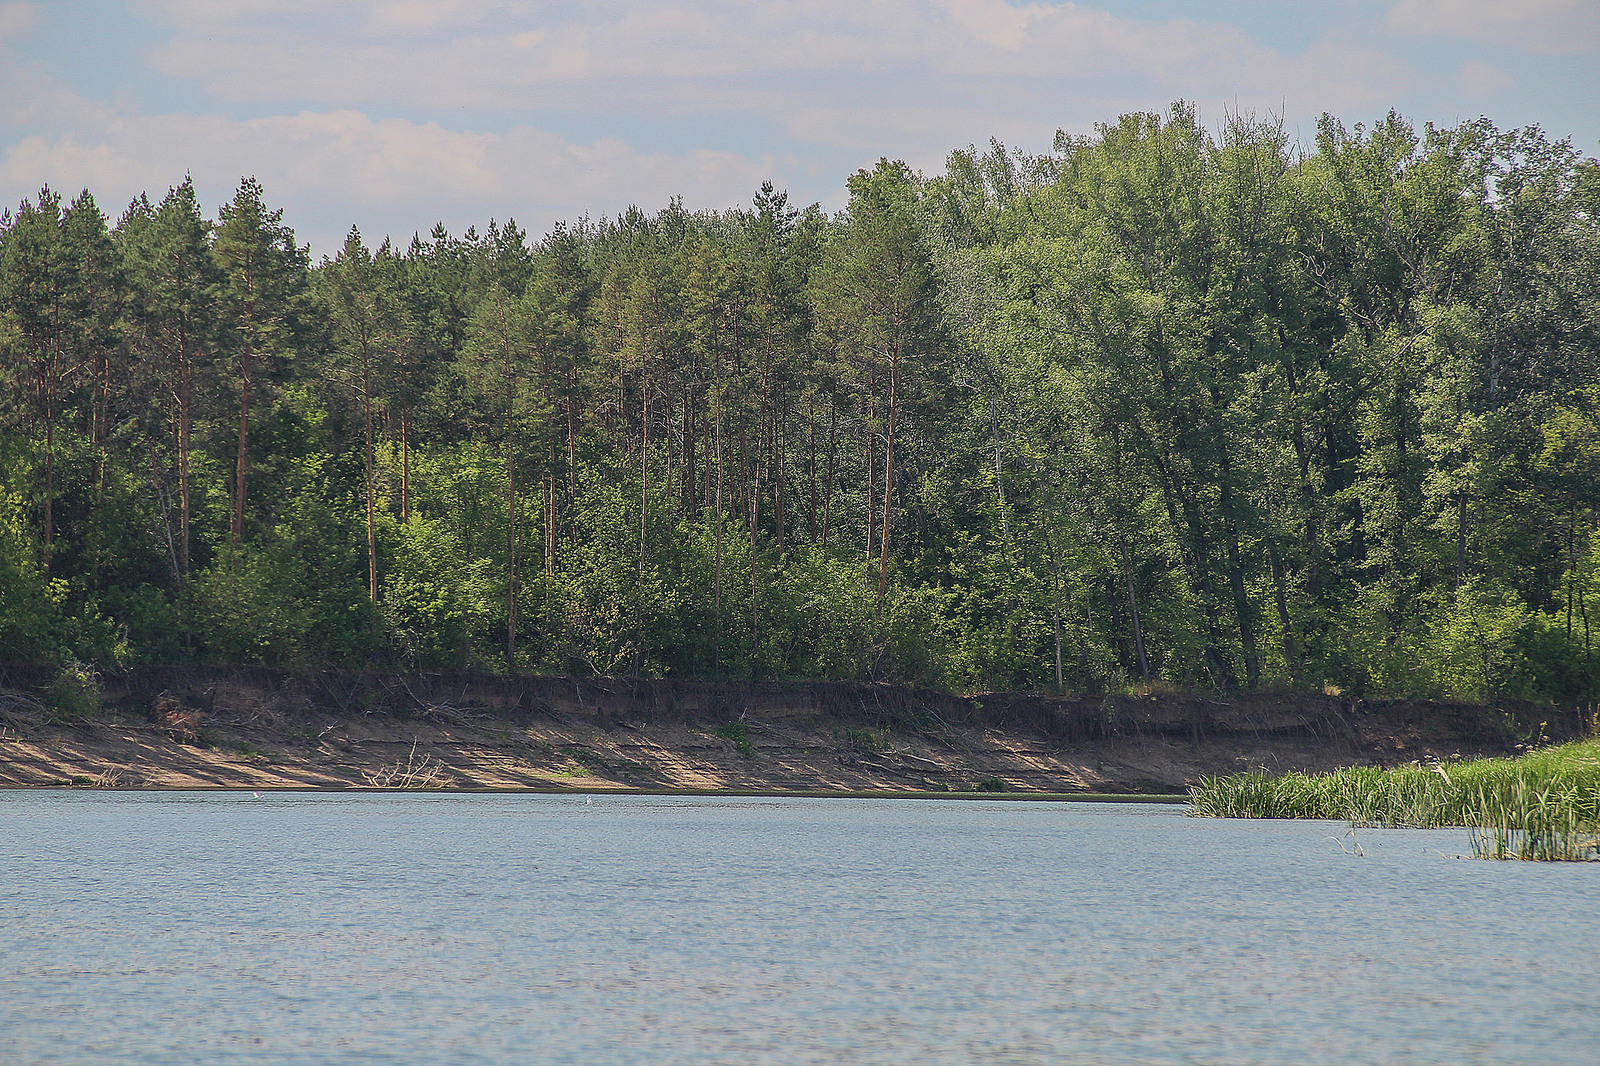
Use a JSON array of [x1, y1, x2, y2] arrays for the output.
[[2, 105, 1598, 702]]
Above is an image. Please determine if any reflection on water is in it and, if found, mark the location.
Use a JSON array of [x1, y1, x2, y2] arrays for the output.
[[1, 792, 1592, 1064]]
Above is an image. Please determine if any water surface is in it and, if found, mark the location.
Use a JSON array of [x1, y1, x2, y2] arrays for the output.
[[1, 792, 1592, 1064]]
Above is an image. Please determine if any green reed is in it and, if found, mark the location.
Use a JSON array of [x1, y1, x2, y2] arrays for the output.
[[1188, 740, 1600, 860]]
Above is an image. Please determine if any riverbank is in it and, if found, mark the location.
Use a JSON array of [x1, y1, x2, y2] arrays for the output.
[[0, 664, 1585, 793]]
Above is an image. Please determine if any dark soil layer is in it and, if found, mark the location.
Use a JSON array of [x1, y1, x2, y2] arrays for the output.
[[0, 664, 1585, 793]]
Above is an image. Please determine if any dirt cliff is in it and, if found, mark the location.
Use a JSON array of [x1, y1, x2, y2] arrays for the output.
[[0, 664, 1584, 793]]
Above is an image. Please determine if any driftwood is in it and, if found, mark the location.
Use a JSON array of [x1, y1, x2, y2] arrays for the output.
[[361, 739, 451, 789]]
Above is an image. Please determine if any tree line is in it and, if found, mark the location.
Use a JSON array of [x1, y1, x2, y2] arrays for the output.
[[3, 105, 1598, 701]]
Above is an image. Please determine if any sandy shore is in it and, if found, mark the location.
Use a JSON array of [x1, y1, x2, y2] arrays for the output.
[[0, 665, 1578, 793]]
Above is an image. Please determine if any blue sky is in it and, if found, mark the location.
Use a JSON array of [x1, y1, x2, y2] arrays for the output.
[[3, 0, 1597, 256]]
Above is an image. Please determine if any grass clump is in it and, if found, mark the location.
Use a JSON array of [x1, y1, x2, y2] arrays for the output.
[[1189, 740, 1600, 860]]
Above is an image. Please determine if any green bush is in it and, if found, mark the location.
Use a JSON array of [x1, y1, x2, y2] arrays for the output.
[[0, 489, 63, 663], [715, 720, 756, 758], [44, 661, 102, 720]]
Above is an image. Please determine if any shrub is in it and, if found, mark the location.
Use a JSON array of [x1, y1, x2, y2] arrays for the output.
[[44, 661, 101, 721]]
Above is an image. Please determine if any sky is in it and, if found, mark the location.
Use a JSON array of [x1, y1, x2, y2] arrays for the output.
[[2, 0, 1597, 257]]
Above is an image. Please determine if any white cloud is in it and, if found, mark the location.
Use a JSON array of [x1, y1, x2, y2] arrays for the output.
[[146, 3, 899, 106], [136, 0, 348, 30], [5, 1, 1429, 248], [144, 0, 1410, 116], [1460, 60, 1513, 96], [0, 1, 35, 44], [785, 103, 1061, 162], [115, 0, 1420, 202], [925, 1, 1275, 82], [3, 111, 497, 205], [146, 0, 505, 36], [1385, 0, 1600, 54], [362, 0, 500, 34], [1286, 37, 1416, 114], [0, 108, 772, 253]]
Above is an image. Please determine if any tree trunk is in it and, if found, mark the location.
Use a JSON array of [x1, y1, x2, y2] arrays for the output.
[[640, 379, 649, 580], [991, 393, 1008, 542], [1162, 455, 1231, 687], [1120, 533, 1151, 684], [807, 395, 818, 542], [506, 353, 519, 670], [878, 355, 899, 606], [1280, 338, 1322, 601], [750, 435, 761, 666], [865, 419, 876, 568], [774, 393, 786, 555], [178, 341, 192, 583], [1049, 540, 1065, 692], [682, 391, 694, 514], [1267, 538, 1299, 681], [566, 384, 578, 504], [1218, 463, 1259, 689], [400, 405, 411, 523], [821, 400, 837, 546], [662, 388, 674, 514], [92, 345, 107, 494], [546, 445, 556, 578], [1581, 567, 1591, 673], [40, 343, 57, 574], [714, 388, 724, 676], [635, 367, 648, 677], [363, 359, 378, 604], [1566, 502, 1576, 639], [151, 444, 181, 584], [701, 399, 712, 517], [232, 343, 251, 546]]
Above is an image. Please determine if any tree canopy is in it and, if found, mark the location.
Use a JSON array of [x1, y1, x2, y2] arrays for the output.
[[3, 105, 1598, 702]]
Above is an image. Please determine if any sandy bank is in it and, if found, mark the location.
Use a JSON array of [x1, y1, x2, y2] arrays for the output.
[[0, 665, 1581, 793]]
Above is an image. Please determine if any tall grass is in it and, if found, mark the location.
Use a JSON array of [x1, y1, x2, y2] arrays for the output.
[[1189, 740, 1600, 860]]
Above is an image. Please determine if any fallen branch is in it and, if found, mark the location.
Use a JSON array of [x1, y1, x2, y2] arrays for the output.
[[361, 739, 452, 789]]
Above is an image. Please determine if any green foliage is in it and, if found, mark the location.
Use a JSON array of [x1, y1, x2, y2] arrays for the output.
[[715, 720, 756, 758], [0, 486, 63, 662], [1189, 740, 1600, 860], [382, 513, 498, 668], [0, 110, 1596, 704], [186, 548, 313, 664], [43, 660, 101, 720]]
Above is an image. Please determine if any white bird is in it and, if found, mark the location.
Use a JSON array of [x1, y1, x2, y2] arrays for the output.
[[252, 791, 261, 799], [585, 795, 592, 805]]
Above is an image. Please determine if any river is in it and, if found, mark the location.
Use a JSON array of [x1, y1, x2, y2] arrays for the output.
[[1, 792, 1592, 1063]]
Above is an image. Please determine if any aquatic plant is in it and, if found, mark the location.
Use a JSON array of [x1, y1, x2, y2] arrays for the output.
[[1189, 740, 1600, 860]]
